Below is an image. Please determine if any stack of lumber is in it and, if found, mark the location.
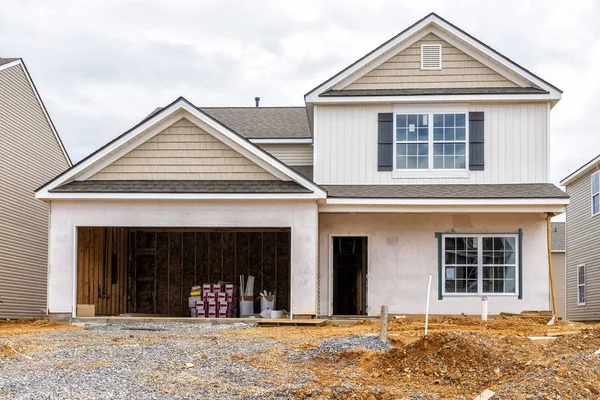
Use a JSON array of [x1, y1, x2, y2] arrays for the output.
[[500, 310, 554, 321]]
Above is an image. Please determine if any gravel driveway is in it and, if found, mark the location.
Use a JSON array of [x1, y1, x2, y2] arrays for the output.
[[0, 322, 308, 399]]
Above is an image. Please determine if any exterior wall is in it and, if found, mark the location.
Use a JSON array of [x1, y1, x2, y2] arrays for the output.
[[258, 143, 313, 166], [90, 118, 277, 181], [0, 64, 70, 318], [47, 200, 319, 316], [565, 169, 600, 321], [318, 213, 549, 316], [344, 33, 517, 90], [551, 251, 566, 319], [314, 102, 548, 184]]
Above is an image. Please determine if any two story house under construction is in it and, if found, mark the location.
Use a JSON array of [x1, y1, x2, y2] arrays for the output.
[[35, 13, 568, 320]]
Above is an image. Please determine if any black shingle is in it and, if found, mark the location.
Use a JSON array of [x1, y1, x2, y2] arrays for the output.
[[322, 183, 568, 199], [52, 180, 311, 194]]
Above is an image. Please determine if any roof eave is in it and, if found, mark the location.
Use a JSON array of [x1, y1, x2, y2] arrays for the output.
[[560, 154, 600, 186]]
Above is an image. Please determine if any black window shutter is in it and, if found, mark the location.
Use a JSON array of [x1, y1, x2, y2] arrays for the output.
[[378, 113, 393, 171], [469, 112, 484, 171]]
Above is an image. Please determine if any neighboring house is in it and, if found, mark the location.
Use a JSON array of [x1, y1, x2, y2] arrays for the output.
[[550, 222, 566, 319], [35, 13, 568, 320], [0, 58, 71, 318], [561, 156, 600, 321]]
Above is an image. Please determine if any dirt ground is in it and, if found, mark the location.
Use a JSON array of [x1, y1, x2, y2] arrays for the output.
[[1, 316, 599, 399]]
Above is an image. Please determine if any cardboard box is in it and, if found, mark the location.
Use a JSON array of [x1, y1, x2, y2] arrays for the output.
[[77, 304, 95, 318], [206, 292, 217, 302], [189, 297, 203, 308], [240, 296, 254, 317], [261, 295, 275, 312], [211, 283, 223, 293]]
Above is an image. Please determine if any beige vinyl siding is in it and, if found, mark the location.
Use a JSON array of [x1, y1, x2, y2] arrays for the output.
[[0, 64, 70, 318], [343, 33, 518, 90], [565, 170, 600, 321], [314, 103, 548, 185], [257, 143, 313, 166], [551, 252, 566, 319], [90, 118, 277, 181]]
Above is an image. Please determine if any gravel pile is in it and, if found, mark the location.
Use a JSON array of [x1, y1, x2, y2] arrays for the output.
[[314, 334, 391, 354], [0, 321, 299, 399]]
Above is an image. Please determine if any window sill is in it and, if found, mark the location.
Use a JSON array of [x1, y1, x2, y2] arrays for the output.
[[392, 170, 469, 179]]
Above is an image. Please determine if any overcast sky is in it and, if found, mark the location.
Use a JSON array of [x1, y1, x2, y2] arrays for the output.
[[1, 0, 598, 186]]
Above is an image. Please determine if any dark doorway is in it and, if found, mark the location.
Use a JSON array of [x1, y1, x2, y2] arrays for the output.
[[332, 236, 368, 315]]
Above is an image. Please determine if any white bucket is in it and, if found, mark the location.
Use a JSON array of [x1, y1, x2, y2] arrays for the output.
[[270, 310, 284, 319], [240, 299, 254, 317]]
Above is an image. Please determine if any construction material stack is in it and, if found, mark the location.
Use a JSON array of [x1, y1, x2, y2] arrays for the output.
[[190, 283, 238, 318]]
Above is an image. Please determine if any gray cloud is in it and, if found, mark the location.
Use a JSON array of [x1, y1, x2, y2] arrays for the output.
[[0, 0, 598, 189]]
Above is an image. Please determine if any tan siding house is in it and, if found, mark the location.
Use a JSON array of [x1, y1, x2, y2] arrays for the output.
[[0, 58, 70, 318], [37, 13, 567, 320]]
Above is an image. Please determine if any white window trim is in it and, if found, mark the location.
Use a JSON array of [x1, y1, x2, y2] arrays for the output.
[[441, 233, 519, 297], [591, 171, 600, 217], [392, 106, 469, 179], [421, 44, 442, 70], [577, 264, 586, 306]]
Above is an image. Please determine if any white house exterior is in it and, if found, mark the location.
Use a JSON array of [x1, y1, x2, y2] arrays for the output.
[[36, 13, 567, 320]]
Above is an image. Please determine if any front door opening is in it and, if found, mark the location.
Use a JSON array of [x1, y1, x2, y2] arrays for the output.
[[332, 236, 367, 315]]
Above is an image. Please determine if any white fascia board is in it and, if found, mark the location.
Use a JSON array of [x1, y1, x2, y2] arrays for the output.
[[0, 59, 72, 166], [325, 198, 569, 206], [319, 203, 567, 214], [250, 138, 313, 144], [36, 98, 326, 198], [36, 192, 322, 200], [310, 93, 560, 105], [304, 15, 436, 102], [305, 14, 561, 102], [560, 155, 600, 186]]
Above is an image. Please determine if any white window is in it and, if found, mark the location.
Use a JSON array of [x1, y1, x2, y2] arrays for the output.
[[421, 44, 442, 70], [442, 234, 518, 295], [592, 171, 600, 216], [395, 112, 467, 172], [577, 264, 586, 305]]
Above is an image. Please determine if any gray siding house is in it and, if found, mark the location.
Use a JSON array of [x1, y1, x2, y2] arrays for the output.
[[0, 58, 71, 318], [561, 156, 600, 321]]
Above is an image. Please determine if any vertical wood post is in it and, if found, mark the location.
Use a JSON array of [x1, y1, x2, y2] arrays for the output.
[[379, 305, 388, 343]]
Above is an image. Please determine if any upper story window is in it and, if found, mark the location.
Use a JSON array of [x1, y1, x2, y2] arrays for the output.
[[592, 171, 600, 216], [394, 111, 467, 173]]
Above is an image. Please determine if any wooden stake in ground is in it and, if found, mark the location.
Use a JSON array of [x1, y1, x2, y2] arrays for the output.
[[379, 305, 388, 343], [546, 213, 558, 321]]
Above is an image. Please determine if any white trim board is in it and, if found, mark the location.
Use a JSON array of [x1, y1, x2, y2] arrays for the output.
[[0, 59, 72, 166], [304, 13, 562, 103], [37, 192, 322, 200], [35, 97, 326, 199], [561, 155, 600, 187]]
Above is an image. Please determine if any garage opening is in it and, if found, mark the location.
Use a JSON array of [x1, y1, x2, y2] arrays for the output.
[[332, 236, 368, 316], [75, 227, 291, 317]]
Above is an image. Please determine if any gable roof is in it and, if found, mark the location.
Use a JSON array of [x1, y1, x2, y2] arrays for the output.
[[551, 222, 565, 251], [147, 106, 311, 140], [560, 153, 600, 186], [0, 58, 71, 165], [305, 13, 561, 103], [35, 97, 325, 199]]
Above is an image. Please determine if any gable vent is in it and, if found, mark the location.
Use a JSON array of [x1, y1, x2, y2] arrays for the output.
[[421, 44, 442, 70]]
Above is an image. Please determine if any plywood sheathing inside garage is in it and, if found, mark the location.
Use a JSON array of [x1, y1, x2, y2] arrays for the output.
[[77, 227, 291, 317], [76, 227, 128, 316]]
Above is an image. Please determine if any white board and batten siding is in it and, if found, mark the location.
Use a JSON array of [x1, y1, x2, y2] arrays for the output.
[[0, 63, 70, 318], [314, 103, 548, 185], [90, 118, 277, 181], [565, 169, 600, 321], [257, 143, 313, 166]]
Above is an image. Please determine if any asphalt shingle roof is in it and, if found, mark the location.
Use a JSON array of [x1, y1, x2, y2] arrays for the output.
[[51, 180, 311, 194], [322, 183, 568, 199], [320, 87, 549, 97], [551, 222, 565, 251], [0, 58, 19, 67], [200, 107, 311, 139]]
